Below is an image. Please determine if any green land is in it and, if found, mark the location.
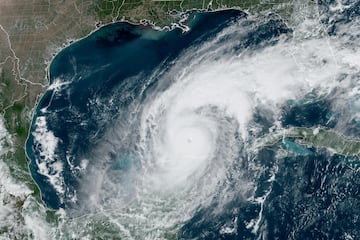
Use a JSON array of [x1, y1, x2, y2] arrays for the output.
[[255, 127, 360, 170]]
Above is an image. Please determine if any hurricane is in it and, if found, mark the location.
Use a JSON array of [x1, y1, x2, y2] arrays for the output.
[[26, 2, 360, 239]]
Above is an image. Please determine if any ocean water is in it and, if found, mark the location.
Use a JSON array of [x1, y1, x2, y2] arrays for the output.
[[25, 4, 360, 239], [27, 10, 259, 209]]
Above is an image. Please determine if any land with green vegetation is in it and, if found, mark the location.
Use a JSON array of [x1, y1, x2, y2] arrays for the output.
[[0, 0, 341, 238], [254, 127, 360, 170], [96, 0, 300, 25]]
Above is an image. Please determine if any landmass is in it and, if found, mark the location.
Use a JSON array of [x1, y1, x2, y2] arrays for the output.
[[254, 127, 360, 170], [0, 0, 352, 238]]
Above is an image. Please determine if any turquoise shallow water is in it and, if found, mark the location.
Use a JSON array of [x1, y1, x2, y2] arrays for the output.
[[282, 139, 313, 156]]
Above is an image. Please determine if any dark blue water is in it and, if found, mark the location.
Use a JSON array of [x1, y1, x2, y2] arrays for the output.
[[26, 7, 360, 240], [26, 10, 252, 209]]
